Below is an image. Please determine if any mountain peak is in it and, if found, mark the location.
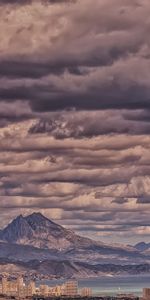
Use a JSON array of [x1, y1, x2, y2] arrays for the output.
[[0, 212, 68, 248], [26, 212, 47, 221], [1, 214, 33, 243], [25, 212, 56, 226], [0, 212, 90, 251], [10, 214, 25, 225], [28, 212, 44, 218], [16, 214, 24, 220]]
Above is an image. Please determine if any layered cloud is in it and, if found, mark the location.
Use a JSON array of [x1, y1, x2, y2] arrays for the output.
[[0, 0, 150, 244]]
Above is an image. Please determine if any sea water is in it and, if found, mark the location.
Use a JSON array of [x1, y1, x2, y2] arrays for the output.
[[41, 275, 150, 296]]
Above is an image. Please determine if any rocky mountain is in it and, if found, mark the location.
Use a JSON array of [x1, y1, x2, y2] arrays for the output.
[[0, 212, 100, 251], [0, 212, 150, 278]]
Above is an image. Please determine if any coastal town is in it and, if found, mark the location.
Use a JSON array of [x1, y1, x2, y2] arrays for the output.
[[0, 276, 91, 299], [0, 276, 150, 300]]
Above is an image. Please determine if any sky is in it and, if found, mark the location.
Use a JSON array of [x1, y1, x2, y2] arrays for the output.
[[0, 0, 150, 245]]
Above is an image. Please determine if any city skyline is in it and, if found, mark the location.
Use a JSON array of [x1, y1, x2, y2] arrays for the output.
[[0, 276, 83, 298], [0, 0, 150, 245]]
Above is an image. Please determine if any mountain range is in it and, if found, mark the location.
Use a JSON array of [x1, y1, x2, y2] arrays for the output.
[[0, 212, 150, 278]]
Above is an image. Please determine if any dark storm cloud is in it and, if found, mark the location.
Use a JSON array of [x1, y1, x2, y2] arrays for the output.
[[0, 0, 29, 3], [0, 83, 149, 112], [0, 101, 33, 127], [71, 211, 116, 222], [0, 0, 150, 114], [0, 60, 85, 79], [0, 0, 150, 244], [123, 110, 150, 123], [27, 110, 150, 138], [0, 36, 141, 79], [0, 0, 72, 4], [136, 197, 150, 204], [112, 198, 129, 204]]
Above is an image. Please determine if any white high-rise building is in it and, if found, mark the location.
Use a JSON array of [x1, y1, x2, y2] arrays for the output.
[[64, 280, 78, 296], [17, 276, 25, 298], [2, 277, 8, 295], [27, 281, 36, 297], [81, 287, 92, 297], [39, 284, 49, 297], [143, 288, 150, 300]]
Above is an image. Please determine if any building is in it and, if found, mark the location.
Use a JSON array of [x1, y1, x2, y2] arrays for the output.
[[64, 280, 78, 296], [52, 285, 63, 297], [27, 281, 36, 297], [17, 276, 24, 288], [0, 282, 2, 294], [2, 277, 8, 295], [81, 287, 92, 297], [143, 288, 150, 300], [7, 281, 17, 297], [17, 276, 25, 298], [39, 284, 49, 297]]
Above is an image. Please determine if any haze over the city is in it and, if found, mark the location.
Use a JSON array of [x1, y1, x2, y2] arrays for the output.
[[0, 0, 150, 245]]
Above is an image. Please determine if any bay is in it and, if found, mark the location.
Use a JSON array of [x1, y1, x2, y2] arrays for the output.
[[40, 275, 150, 296]]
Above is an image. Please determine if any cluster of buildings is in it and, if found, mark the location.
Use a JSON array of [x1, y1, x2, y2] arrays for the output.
[[0, 277, 35, 298], [4, 276, 150, 300], [0, 276, 92, 298]]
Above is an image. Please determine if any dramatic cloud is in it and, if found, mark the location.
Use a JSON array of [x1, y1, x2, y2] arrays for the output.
[[0, 0, 150, 244]]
